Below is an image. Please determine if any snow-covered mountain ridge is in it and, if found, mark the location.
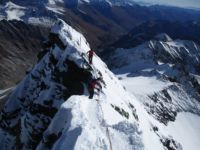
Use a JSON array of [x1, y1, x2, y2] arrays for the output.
[[0, 19, 184, 150], [105, 34, 200, 149], [0, 0, 136, 22], [0, 2, 53, 25], [1, 0, 136, 7]]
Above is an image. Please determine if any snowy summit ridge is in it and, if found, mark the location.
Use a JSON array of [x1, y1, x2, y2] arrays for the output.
[[0, 19, 185, 150], [0, 19, 144, 150]]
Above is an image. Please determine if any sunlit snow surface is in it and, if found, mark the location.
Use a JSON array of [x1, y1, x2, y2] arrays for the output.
[[119, 75, 171, 95], [43, 20, 146, 149], [167, 112, 200, 150], [1, 18, 199, 149], [110, 37, 200, 150], [0, 19, 147, 150], [4, 2, 26, 20]]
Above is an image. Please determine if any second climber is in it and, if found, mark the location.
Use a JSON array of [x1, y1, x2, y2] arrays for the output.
[[88, 78, 102, 99], [87, 50, 95, 64]]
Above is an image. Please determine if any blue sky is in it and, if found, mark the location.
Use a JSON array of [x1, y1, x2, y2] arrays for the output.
[[134, 0, 200, 9]]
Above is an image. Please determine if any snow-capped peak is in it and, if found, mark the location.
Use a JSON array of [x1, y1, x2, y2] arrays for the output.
[[0, 18, 187, 150], [4, 1, 25, 9], [0, 0, 137, 24], [51, 19, 90, 52], [2, 1, 26, 20], [0, 19, 144, 150], [106, 34, 200, 150], [154, 33, 173, 42], [77, 0, 136, 6]]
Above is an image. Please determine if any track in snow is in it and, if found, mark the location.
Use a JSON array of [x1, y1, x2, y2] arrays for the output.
[[96, 95, 113, 150]]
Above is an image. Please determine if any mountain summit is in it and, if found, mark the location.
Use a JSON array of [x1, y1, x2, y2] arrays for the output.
[[0, 19, 184, 150], [0, 19, 142, 150]]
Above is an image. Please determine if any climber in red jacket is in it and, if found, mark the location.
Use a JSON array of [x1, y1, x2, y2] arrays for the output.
[[87, 50, 95, 64], [88, 79, 102, 99]]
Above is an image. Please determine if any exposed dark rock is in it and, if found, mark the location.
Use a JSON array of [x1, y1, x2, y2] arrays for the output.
[[111, 104, 129, 119]]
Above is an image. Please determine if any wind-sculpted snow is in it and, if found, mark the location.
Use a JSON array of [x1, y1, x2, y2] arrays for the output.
[[38, 96, 143, 150], [0, 19, 148, 150]]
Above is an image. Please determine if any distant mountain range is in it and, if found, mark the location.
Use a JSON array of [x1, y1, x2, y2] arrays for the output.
[[1, 1, 200, 49], [110, 20, 200, 49], [1, 18, 200, 150], [0, 1, 200, 150], [104, 34, 200, 149], [0, 0, 200, 89]]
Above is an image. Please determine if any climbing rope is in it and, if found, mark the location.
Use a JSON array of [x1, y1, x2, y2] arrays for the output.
[[79, 51, 112, 149], [96, 97, 113, 150], [106, 128, 113, 150]]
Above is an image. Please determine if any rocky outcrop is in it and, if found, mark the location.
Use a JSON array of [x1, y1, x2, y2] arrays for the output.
[[0, 19, 107, 149]]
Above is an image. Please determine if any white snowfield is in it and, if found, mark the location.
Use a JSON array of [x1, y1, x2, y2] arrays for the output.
[[167, 112, 200, 150], [109, 36, 200, 150], [41, 96, 142, 150]]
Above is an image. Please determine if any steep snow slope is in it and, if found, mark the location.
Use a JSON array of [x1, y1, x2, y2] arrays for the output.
[[0, 19, 136, 150], [0, 19, 183, 150], [106, 34, 200, 149], [167, 112, 200, 150]]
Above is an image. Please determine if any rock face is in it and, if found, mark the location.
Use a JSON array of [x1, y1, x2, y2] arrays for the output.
[[0, 19, 93, 149], [0, 20, 48, 89]]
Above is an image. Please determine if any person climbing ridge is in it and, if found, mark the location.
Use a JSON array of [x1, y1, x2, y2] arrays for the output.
[[88, 78, 102, 99], [87, 50, 95, 64]]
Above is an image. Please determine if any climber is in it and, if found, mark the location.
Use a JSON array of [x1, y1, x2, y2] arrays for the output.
[[87, 50, 95, 64], [88, 78, 102, 99]]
